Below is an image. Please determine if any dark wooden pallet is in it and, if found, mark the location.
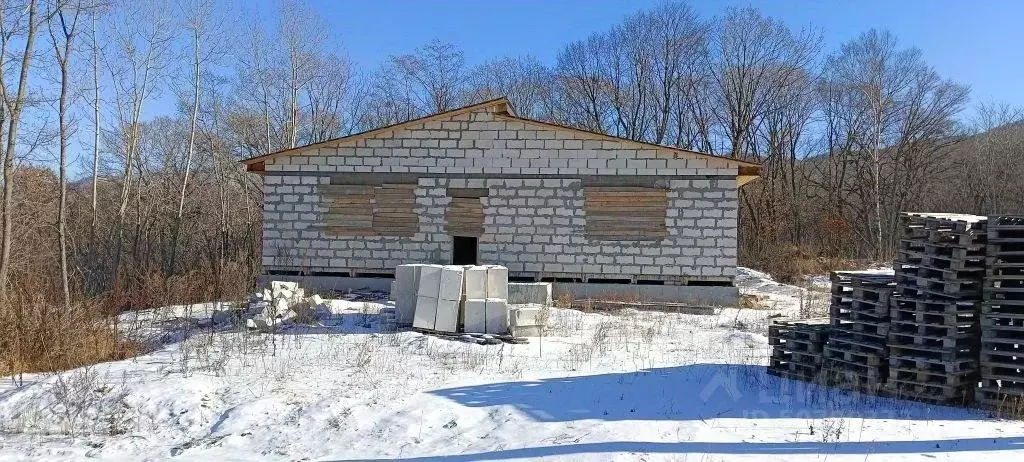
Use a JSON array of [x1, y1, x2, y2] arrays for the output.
[[823, 359, 885, 378], [830, 319, 890, 336], [884, 379, 976, 401], [987, 242, 1024, 255], [974, 386, 1024, 411], [771, 349, 823, 365], [766, 366, 827, 384], [890, 306, 977, 325], [900, 213, 987, 234], [895, 272, 982, 293], [768, 321, 830, 344], [981, 302, 1024, 315], [891, 297, 978, 313], [887, 343, 976, 362], [829, 329, 888, 348], [896, 251, 986, 271], [888, 331, 978, 349], [979, 344, 1024, 370], [830, 295, 889, 313], [888, 366, 977, 386], [980, 365, 1024, 383], [894, 284, 980, 300], [985, 265, 1024, 278], [895, 264, 984, 281], [822, 368, 887, 389], [771, 337, 827, 354], [823, 346, 884, 367], [832, 304, 890, 323], [888, 320, 978, 338], [889, 353, 977, 373], [979, 329, 1024, 344]]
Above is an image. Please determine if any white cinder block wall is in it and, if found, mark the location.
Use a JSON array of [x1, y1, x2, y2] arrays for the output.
[[259, 106, 745, 284]]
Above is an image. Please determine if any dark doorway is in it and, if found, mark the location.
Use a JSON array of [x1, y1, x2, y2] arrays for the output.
[[452, 236, 478, 265]]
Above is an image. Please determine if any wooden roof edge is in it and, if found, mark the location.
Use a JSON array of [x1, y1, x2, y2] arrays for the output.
[[492, 113, 761, 169], [239, 97, 513, 167]]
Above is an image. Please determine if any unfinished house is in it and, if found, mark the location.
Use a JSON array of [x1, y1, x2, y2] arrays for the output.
[[241, 98, 760, 304]]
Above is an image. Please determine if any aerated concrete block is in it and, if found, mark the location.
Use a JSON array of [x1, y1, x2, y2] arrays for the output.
[[484, 298, 509, 334], [485, 265, 509, 299], [508, 282, 553, 305], [439, 265, 465, 301], [395, 264, 424, 325], [511, 306, 545, 327], [412, 296, 438, 330], [417, 264, 442, 298], [434, 297, 461, 333], [463, 266, 488, 300], [462, 299, 487, 333]]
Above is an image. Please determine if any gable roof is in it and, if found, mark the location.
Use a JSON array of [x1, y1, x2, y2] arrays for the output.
[[239, 97, 761, 177]]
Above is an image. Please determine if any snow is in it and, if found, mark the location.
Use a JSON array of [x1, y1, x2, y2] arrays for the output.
[[1, 268, 1022, 461]]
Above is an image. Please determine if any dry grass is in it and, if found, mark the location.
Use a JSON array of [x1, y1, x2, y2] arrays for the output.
[[0, 294, 143, 378], [747, 245, 858, 284]]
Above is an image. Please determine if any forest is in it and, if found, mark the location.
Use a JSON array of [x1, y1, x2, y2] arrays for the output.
[[1, 0, 1022, 373]]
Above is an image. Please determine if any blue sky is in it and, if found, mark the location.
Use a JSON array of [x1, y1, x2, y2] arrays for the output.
[[276, 0, 1023, 110]]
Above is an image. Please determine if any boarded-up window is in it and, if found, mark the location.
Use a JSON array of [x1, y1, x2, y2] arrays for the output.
[[318, 183, 417, 237], [584, 187, 668, 240], [445, 196, 485, 237]]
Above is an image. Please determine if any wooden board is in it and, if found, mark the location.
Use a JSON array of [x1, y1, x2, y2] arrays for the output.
[[317, 182, 418, 237], [583, 187, 668, 241], [445, 196, 484, 237]]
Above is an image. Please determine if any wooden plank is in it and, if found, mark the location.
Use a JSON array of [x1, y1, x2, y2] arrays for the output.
[[448, 187, 489, 198]]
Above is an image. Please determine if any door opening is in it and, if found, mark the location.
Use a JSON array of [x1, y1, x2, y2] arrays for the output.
[[452, 236, 478, 265]]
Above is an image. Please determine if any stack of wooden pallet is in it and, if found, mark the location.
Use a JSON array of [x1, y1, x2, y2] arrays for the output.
[[886, 213, 987, 404], [767, 318, 831, 382], [978, 215, 1024, 408], [823, 271, 896, 392]]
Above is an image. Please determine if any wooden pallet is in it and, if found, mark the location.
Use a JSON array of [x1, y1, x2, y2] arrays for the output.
[[896, 252, 986, 271], [887, 343, 976, 362], [887, 331, 978, 349], [888, 320, 977, 338], [888, 366, 977, 386], [889, 353, 977, 373], [832, 304, 890, 323], [830, 319, 889, 336], [895, 273, 982, 294], [890, 306, 977, 325], [895, 264, 984, 281], [975, 386, 1024, 411], [823, 346, 884, 367]]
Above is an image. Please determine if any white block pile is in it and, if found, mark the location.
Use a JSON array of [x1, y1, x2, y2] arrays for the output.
[[461, 265, 510, 334], [394, 264, 509, 334], [239, 281, 329, 332]]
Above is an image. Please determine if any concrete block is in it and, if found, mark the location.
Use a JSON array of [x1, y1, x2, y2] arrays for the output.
[[394, 264, 424, 325], [417, 264, 442, 298], [484, 298, 509, 334], [439, 265, 465, 301], [508, 282, 553, 305], [434, 297, 460, 333], [463, 266, 488, 299], [413, 296, 438, 330], [511, 306, 545, 327], [463, 298, 487, 333], [510, 325, 544, 337], [485, 265, 508, 299]]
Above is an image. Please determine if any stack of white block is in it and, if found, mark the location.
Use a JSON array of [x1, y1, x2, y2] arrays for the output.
[[461, 265, 509, 334], [394, 264, 509, 334]]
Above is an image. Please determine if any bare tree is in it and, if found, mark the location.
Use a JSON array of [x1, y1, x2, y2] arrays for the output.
[[48, 0, 86, 309], [0, 0, 39, 299], [390, 40, 466, 113]]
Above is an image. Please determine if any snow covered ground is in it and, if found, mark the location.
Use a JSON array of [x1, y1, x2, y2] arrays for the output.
[[1, 268, 1022, 461]]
